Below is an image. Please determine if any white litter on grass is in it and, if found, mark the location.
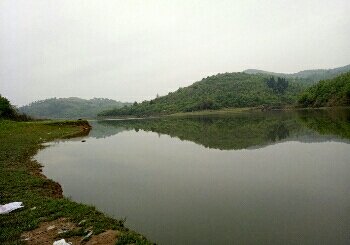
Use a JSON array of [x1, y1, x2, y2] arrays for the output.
[[83, 231, 93, 240], [53, 239, 72, 245], [78, 219, 86, 225], [57, 229, 69, 234], [47, 225, 56, 231], [0, 202, 24, 214]]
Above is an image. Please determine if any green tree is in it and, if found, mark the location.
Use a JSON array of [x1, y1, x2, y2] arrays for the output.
[[298, 72, 350, 107], [0, 94, 16, 118]]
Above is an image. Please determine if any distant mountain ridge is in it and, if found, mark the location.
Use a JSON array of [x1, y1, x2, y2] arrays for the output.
[[19, 97, 131, 119], [244, 64, 350, 84]]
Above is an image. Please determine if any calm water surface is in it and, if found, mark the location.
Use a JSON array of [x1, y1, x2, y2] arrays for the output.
[[36, 110, 350, 244]]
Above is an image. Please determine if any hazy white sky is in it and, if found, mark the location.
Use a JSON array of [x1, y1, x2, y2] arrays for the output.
[[1, 0, 349, 106]]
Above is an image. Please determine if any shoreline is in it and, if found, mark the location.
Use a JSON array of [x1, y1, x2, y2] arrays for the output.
[[97, 106, 350, 120], [0, 120, 152, 244]]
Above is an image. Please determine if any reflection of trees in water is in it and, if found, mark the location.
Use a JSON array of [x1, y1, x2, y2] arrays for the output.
[[296, 108, 350, 139], [95, 109, 350, 150], [88, 121, 129, 139], [266, 122, 290, 142]]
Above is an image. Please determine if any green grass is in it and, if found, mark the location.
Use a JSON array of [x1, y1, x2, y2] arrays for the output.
[[0, 120, 152, 245]]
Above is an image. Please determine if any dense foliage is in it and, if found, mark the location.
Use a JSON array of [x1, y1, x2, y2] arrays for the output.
[[298, 72, 350, 107], [0, 94, 31, 121], [244, 64, 350, 84], [265, 77, 289, 93], [0, 94, 16, 118], [19, 97, 131, 119], [100, 73, 305, 117]]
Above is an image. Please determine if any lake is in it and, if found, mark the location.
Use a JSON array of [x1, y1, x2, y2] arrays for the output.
[[35, 109, 350, 244]]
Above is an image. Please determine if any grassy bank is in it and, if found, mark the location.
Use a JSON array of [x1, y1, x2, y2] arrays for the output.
[[0, 120, 151, 245], [168, 106, 350, 117], [99, 107, 257, 119], [167, 107, 256, 117]]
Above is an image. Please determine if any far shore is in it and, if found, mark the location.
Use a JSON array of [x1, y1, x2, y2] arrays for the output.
[[96, 106, 350, 120]]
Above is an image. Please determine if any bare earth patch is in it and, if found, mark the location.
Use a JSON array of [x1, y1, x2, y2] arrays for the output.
[[86, 230, 119, 245], [21, 218, 118, 245]]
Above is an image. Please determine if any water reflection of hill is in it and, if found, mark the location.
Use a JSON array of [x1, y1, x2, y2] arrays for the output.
[[87, 120, 127, 139], [93, 109, 350, 150], [297, 108, 350, 139]]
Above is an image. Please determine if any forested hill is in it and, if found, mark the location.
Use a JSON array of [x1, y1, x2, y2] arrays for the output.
[[244, 64, 350, 84], [99, 72, 304, 117], [19, 97, 131, 119], [298, 72, 350, 107]]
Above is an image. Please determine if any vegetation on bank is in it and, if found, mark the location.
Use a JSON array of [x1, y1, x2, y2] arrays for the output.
[[99, 73, 305, 117], [19, 97, 131, 119], [0, 95, 14, 118], [0, 120, 151, 245], [298, 72, 350, 107], [0, 95, 31, 121], [167, 107, 254, 117]]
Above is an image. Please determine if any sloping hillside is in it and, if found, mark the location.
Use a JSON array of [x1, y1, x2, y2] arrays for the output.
[[99, 72, 304, 117], [19, 97, 131, 119], [298, 72, 350, 107], [244, 64, 350, 84]]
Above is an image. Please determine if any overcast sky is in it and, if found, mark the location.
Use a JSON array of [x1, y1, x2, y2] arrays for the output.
[[1, 0, 349, 106]]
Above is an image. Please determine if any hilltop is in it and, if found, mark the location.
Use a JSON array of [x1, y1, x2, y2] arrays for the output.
[[244, 64, 350, 84], [99, 72, 305, 117], [298, 72, 350, 107], [19, 97, 131, 119]]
